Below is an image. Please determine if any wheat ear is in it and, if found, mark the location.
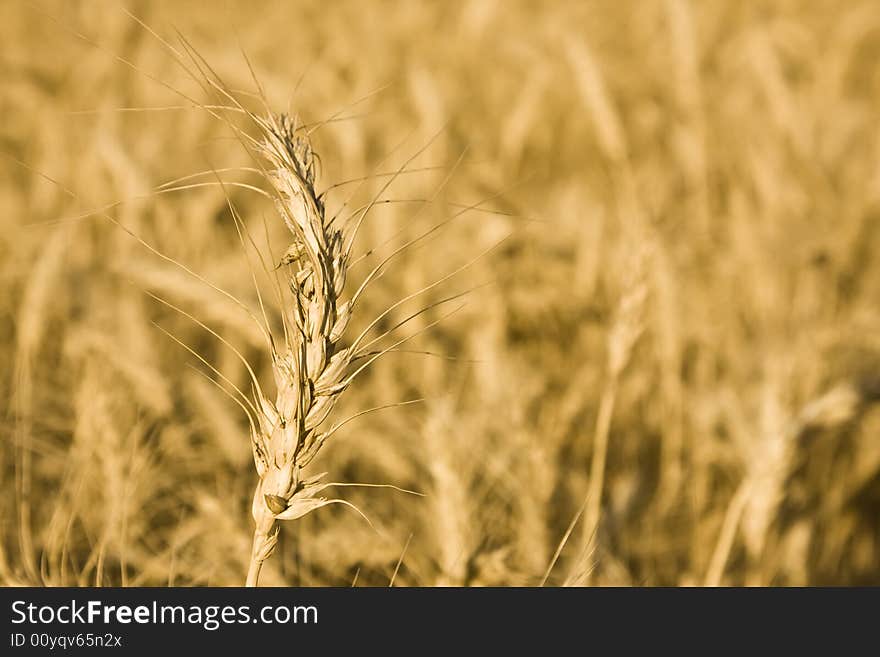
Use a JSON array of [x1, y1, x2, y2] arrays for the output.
[[245, 114, 358, 586]]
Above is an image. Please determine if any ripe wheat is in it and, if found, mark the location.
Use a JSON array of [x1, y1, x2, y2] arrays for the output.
[[245, 114, 365, 586]]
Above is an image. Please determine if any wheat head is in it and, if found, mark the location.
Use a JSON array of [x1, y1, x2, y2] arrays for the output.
[[245, 114, 358, 586]]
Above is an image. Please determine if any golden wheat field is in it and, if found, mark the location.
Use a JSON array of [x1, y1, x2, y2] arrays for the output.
[[2, 0, 880, 587]]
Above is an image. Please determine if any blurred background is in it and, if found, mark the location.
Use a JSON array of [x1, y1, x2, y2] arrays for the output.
[[2, 0, 880, 586]]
